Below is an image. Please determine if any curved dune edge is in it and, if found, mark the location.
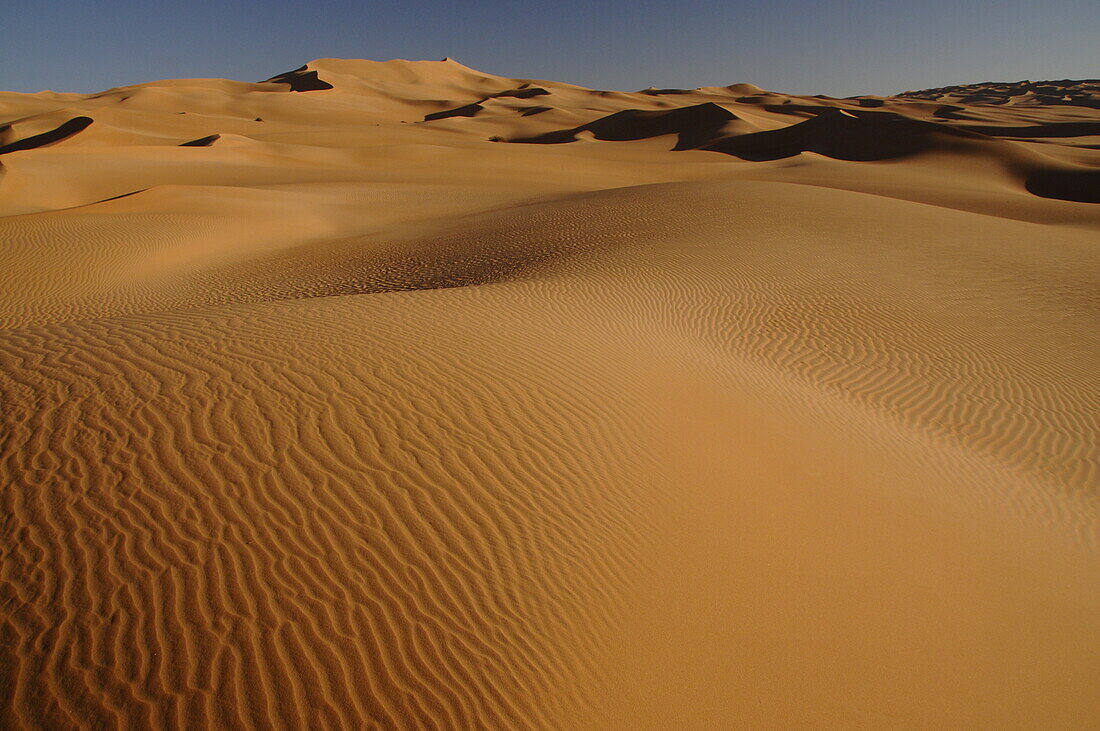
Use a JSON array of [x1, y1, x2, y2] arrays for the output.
[[0, 116, 93, 155], [2, 62, 1099, 728]]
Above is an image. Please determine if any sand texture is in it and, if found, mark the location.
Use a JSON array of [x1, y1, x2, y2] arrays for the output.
[[2, 60, 1099, 728]]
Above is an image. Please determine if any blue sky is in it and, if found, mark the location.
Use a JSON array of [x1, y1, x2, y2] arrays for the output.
[[3, 0, 1097, 96]]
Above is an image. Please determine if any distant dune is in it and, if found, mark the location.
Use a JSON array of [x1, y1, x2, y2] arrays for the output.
[[1, 59, 1098, 729]]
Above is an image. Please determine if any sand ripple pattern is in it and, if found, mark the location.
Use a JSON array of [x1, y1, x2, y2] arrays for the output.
[[0, 293, 663, 729]]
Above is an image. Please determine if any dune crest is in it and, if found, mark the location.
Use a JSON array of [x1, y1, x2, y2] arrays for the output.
[[1, 60, 1098, 729]]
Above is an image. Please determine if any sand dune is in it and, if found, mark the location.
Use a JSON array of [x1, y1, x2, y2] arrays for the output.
[[1, 60, 1099, 729]]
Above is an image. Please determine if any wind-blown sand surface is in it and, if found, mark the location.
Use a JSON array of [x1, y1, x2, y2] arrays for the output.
[[1, 59, 1098, 728]]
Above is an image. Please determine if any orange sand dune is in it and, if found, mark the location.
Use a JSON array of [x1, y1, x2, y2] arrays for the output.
[[2, 60, 1099, 728]]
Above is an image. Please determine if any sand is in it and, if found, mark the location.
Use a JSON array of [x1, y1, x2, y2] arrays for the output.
[[1, 59, 1098, 728]]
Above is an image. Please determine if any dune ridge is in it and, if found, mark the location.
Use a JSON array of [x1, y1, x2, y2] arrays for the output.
[[2, 59, 1099, 729]]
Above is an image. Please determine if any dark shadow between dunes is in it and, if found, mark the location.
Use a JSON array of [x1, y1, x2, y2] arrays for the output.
[[180, 135, 220, 147], [511, 106, 985, 162], [1025, 170, 1100, 204], [520, 106, 553, 117], [0, 117, 93, 155], [424, 103, 484, 121], [958, 121, 1100, 138], [702, 109, 988, 161], [264, 66, 334, 92], [512, 103, 742, 150], [489, 88, 550, 100], [933, 105, 969, 120]]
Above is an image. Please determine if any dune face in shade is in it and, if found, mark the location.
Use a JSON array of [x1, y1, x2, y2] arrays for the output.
[[0, 58, 1098, 729], [0, 116, 93, 154]]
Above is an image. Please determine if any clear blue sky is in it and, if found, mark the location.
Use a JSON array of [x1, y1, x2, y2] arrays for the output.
[[4, 0, 1097, 97]]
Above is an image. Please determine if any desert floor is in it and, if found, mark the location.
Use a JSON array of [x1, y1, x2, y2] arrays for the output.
[[2, 60, 1098, 728]]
